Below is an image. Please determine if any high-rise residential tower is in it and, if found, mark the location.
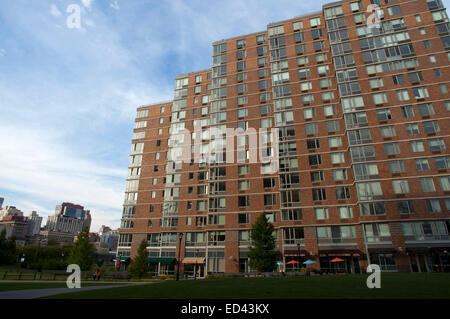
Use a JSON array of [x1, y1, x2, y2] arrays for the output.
[[118, 0, 450, 275]]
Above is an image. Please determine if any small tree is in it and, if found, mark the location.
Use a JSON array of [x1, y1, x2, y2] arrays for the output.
[[67, 227, 95, 271], [0, 229, 16, 265], [128, 239, 150, 279], [248, 213, 278, 272]]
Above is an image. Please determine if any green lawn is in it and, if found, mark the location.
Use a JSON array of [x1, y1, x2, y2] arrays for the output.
[[0, 282, 125, 292], [43, 273, 450, 299]]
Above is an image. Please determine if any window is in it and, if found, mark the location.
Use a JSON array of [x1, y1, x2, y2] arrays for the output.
[[360, 202, 386, 216], [324, 104, 337, 117], [411, 140, 425, 152], [309, 154, 322, 166], [305, 123, 318, 135], [426, 199, 442, 213], [418, 103, 435, 117], [238, 180, 250, 191], [238, 165, 249, 175], [326, 120, 340, 133], [397, 89, 410, 102], [307, 139, 320, 150], [412, 87, 429, 99], [331, 152, 345, 164], [389, 160, 405, 173], [238, 196, 250, 207], [376, 109, 392, 122], [397, 201, 414, 214], [329, 136, 342, 148], [380, 126, 396, 138], [356, 182, 383, 201], [238, 213, 250, 224], [423, 120, 440, 134], [336, 187, 351, 200], [311, 171, 324, 183], [439, 176, 450, 191], [384, 142, 400, 155], [264, 194, 277, 206], [310, 17, 321, 27], [387, 5, 401, 16], [298, 68, 310, 79], [256, 34, 266, 44], [338, 207, 353, 219], [373, 93, 388, 105], [292, 21, 303, 31], [416, 158, 430, 171], [406, 123, 420, 135], [350, 1, 362, 12], [369, 78, 384, 89], [257, 46, 267, 56], [333, 169, 347, 181], [401, 105, 414, 118], [311, 28, 323, 39], [434, 156, 450, 170], [421, 177, 436, 192], [392, 179, 410, 194], [315, 208, 329, 220], [304, 107, 316, 119], [428, 138, 446, 151], [393, 74, 405, 85]]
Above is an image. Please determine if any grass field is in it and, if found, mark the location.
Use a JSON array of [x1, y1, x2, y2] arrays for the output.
[[0, 282, 125, 292], [43, 273, 450, 299]]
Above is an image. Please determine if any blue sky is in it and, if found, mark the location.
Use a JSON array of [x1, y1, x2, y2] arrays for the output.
[[1, 0, 449, 231]]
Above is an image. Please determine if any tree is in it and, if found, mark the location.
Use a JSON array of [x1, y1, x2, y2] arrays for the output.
[[67, 227, 95, 271], [0, 229, 16, 265], [248, 213, 278, 272], [128, 239, 150, 279]]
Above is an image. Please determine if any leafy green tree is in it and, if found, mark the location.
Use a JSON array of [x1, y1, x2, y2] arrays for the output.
[[128, 239, 150, 279], [248, 213, 278, 272], [67, 227, 95, 271], [0, 229, 17, 265]]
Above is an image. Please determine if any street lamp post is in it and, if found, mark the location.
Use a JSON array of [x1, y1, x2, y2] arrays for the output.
[[297, 243, 301, 271], [176, 233, 183, 281]]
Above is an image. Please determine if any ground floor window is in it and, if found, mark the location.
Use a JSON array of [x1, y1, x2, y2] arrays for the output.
[[370, 253, 397, 271], [208, 251, 225, 273]]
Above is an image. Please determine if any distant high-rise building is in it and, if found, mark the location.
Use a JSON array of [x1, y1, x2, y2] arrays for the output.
[[0, 206, 24, 219], [45, 203, 91, 235], [26, 211, 43, 237], [118, 0, 450, 275], [0, 197, 4, 210]]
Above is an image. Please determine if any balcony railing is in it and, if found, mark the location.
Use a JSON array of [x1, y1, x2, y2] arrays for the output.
[[404, 235, 450, 242], [318, 238, 357, 245], [365, 236, 392, 243], [283, 239, 305, 246]]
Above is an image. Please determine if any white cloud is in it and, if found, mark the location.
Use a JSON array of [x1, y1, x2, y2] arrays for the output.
[[0, 49, 5, 57], [50, 4, 62, 17], [0, 123, 126, 230], [110, 1, 119, 10], [81, 0, 93, 9]]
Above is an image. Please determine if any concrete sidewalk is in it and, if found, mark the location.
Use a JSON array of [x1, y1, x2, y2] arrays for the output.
[[0, 282, 154, 299]]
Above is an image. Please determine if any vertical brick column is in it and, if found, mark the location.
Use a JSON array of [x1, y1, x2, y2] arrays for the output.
[[131, 233, 147, 259], [355, 224, 368, 271], [304, 226, 320, 271], [225, 230, 240, 273], [389, 222, 409, 272]]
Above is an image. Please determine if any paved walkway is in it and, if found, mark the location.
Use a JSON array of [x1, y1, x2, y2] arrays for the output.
[[0, 281, 154, 299]]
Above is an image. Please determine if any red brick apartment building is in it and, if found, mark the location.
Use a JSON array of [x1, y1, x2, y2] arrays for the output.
[[118, 0, 450, 276]]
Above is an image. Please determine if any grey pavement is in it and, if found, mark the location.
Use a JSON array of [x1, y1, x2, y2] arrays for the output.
[[0, 282, 155, 299]]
